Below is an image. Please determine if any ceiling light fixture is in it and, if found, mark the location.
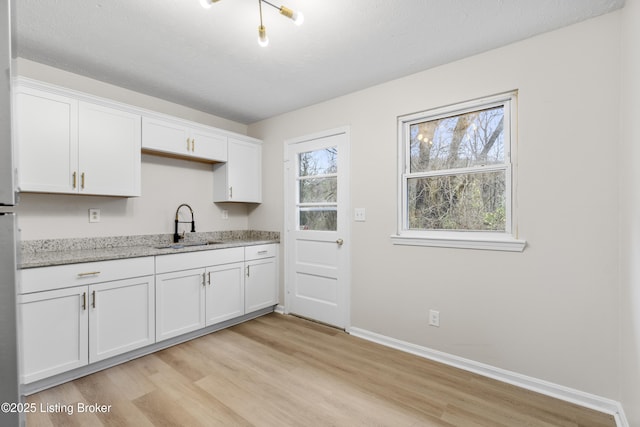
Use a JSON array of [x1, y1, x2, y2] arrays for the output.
[[200, 0, 304, 47]]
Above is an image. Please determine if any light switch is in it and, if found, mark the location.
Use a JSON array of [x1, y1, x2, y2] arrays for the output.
[[354, 208, 366, 222]]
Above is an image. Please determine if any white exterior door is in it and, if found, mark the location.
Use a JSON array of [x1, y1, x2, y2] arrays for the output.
[[285, 127, 350, 329]]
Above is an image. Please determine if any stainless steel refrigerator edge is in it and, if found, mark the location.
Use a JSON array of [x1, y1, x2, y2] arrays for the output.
[[0, 0, 22, 426]]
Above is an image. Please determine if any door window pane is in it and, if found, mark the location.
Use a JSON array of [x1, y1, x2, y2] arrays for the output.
[[299, 177, 337, 203], [299, 208, 337, 231], [299, 147, 337, 177], [297, 146, 339, 231]]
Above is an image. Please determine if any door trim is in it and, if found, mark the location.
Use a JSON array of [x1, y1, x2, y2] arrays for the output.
[[283, 126, 351, 329]]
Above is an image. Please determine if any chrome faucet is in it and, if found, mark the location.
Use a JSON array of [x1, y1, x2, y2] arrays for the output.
[[174, 204, 196, 243]]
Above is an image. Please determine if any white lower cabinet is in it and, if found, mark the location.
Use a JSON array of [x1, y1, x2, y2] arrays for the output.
[[20, 287, 89, 384], [245, 245, 278, 313], [155, 247, 245, 342], [155, 268, 207, 342], [89, 277, 155, 363], [19, 244, 278, 385], [18, 257, 155, 384], [19, 274, 155, 384], [155, 245, 278, 343], [206, 262, 245, 325]]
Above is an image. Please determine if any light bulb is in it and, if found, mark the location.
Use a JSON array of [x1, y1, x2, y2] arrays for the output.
[[280, 6, 304, 26], [292, 10, 304, 26], [199, 0, 220, 9], [258, 25, 269, 47]]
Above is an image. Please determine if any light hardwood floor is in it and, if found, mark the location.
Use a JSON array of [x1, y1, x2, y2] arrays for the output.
[[26, 313, 615, 427]]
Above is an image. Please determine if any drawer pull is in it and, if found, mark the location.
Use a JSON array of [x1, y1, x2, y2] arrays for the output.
[[257, 250, 268, 255], [82, 292, 86, 311], [77, 271, 100, 277]]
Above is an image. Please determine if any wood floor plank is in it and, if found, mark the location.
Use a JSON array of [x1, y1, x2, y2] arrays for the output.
[[26, 313, 616, 427]]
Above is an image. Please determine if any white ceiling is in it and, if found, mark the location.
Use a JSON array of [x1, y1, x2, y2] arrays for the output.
[[13, 0, 625, 124]]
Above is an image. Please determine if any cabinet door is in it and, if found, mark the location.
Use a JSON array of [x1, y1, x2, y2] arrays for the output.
[[205, 262, 244, 325], [19, 287, 88, 384], [213, 138, 262, 203], [89, 276, 155, 363], [245, 257, 277, 313], [229, 138, 262, 202], [156, 268, 206, 341], [141, 116, 190, 156], [190, 128, 227, 162], [15, 87, 78, 193], [79, 102, 141, 197]]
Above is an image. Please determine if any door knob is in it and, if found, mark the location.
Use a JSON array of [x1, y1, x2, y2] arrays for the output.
[[336, 238, 344, 246]]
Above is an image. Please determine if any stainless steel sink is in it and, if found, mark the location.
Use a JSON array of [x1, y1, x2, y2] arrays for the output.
[[154, 241, 226, 250], [155, 242, 210, 250]]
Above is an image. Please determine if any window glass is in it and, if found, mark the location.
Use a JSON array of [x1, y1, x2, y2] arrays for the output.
[[407, 171, 506, 231], [398, 94, 515, 238], [410, 106, 504, 173], [299, 208, 337, 231], [297, 146, 338, 231], [298, 148, 337, 176]]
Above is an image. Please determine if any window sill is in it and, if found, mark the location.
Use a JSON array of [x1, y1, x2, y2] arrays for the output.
[[390, 232, 526, 252]]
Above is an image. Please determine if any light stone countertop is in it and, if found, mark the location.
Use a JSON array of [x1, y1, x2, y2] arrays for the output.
[[19, 230, 279, 269]]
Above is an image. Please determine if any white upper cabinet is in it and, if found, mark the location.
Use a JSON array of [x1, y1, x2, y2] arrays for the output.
[[15, 87, 79, 194], [14, 78, 262, 202], [15, 81, 141, 197], [142, 116, 227, 163], [213, 137, 262, 203], [79, 102, 141, 196]]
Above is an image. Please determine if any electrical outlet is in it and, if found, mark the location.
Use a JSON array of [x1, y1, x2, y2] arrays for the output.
[[429, 309, 440, 327], [221, 209, 229, 220], [354, 208, 366, 222], [89, 208, 101, 223]]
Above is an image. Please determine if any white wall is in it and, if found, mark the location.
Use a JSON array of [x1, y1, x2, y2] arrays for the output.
[[249, 12, 622, 400], [620, 0, 640, 424], [14, 59, 250, 240]]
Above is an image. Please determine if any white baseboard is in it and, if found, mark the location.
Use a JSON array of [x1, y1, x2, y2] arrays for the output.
[[348, 327, 628, 427], [274, 304, 285, 314]]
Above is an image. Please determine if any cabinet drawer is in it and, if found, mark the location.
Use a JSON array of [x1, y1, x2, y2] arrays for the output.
[[155, 247, 244, 274], [245, 244, 276, 260], [19, 257, 155, 294]]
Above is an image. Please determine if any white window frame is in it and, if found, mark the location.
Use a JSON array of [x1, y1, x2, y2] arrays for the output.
[[391, 92, 526, 252]]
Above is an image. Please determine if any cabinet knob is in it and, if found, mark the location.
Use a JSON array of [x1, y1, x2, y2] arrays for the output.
[[336, 238, 344, 246]]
